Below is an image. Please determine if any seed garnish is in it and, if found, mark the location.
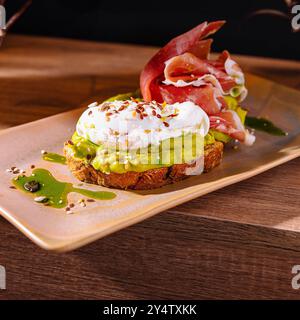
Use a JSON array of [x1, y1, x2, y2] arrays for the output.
[[24, 181, 40, 192], [34, 196, 48, 203]]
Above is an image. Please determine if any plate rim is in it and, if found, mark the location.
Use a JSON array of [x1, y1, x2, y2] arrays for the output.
[[0, 73, 300, 252]]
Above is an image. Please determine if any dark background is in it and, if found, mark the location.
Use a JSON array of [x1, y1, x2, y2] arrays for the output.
[[5, 0, 300, 60]]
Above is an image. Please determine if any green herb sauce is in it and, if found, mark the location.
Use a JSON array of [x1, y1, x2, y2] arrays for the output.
[[12, 168, 116, 208], [245, 116, 287, 136], [42, 153, 67, 165]]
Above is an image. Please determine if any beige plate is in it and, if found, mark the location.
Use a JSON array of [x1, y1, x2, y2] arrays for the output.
[[0, 73, 300, 252]]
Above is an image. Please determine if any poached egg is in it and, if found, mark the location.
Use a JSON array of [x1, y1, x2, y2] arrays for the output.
[[76, 100, 210, 150]]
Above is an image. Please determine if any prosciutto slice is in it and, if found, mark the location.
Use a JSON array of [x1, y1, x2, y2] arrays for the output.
[[210, 110, 255, 146], [139, 20, 255, 145], [158, 84, 222, 115], [163, 52, 236, 94], [140, 21, 225, 102]]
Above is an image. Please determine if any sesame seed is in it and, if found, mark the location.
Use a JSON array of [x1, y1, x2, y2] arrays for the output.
[[100, 104, 110, 112], [34, 196, 48, 203], [130, 97, 138, 103]]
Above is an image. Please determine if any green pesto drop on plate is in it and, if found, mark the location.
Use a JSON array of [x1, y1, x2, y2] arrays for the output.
[[245, 116, 287, 136], [42, 152, 67, 165], [12, 168, 116, 209]]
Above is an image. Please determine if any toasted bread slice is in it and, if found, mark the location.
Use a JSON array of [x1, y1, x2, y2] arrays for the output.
[[64, 141, 223, 190]]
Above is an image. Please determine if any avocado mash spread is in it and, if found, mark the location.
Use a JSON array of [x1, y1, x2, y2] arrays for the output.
[[65, 132, 207, 174]]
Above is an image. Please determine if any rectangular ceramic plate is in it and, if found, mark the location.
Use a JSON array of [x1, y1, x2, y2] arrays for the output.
[[0, 73, 300, 252]]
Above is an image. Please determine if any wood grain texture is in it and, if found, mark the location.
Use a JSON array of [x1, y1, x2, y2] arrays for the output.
[[0, 35, 300, 299]]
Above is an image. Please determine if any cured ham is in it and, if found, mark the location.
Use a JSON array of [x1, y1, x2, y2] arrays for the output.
[[139, 20, 255, 145], [163, 53, 237, 96], [140, 21, 225, 102], [210, 110, 255, 146], [158, 84, 222, 115]]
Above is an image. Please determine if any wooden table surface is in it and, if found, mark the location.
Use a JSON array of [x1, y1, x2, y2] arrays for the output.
[[0, 35, 300, 299]]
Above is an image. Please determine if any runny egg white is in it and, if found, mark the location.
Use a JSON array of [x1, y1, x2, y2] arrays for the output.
[[76, 100, 210, 150]]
